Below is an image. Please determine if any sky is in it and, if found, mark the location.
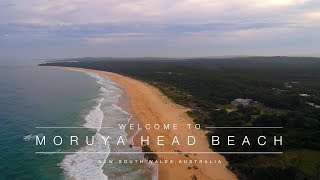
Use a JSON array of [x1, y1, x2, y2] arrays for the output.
[[0, 0, 320, 59]]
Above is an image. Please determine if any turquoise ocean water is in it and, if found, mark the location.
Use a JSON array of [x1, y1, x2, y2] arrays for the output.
[[0, 60, 156, 179]]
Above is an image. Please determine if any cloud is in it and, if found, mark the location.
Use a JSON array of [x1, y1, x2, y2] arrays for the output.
[[0, 0, 319, 58], [1, 0, 316, 25], [252, 0, 310, 8]]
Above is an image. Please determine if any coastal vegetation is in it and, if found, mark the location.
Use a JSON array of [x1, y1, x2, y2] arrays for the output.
[[40, 57, 320, 179]]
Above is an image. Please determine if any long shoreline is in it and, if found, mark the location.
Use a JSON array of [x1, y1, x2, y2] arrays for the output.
[[57, 67, 237, 180]]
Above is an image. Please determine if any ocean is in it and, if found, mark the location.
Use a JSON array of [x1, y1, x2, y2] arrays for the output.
[[0, 60, 156, 179]]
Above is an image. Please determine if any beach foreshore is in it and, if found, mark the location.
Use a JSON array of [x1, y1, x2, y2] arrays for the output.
[[57, 67, 237, 180]]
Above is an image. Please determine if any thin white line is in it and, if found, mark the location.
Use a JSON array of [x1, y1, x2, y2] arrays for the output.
[[205, 127, 283, 129], [35, 127, 113, 129], [36, 127, 282, 129], [35, 151, 283, 154]]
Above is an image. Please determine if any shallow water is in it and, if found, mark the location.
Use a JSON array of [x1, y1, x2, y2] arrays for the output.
[[0, 61, 155, 179], [61, 69, 156, 180]]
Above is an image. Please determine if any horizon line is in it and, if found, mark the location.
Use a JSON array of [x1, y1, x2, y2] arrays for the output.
[[37, 55, 320, 61]]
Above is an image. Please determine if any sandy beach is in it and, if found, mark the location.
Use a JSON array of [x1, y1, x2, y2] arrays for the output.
[[61, 67, 237, 180]]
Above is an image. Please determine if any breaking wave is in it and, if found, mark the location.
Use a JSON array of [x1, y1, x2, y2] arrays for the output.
[[83, 98, 104, 132], [22, 133, 43, 141], [59, 69, 157, 180]]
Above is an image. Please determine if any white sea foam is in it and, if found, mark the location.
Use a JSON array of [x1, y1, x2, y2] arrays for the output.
[[100, 87, 111, 95], [111, 104, 131, 116], [22, 133, 43, 141], [60, 69, 156, 180], [60, 71, 112, 180], [60, 133, 110, 180], [148, 163, 159, 180], [83, 98, 104, 132]]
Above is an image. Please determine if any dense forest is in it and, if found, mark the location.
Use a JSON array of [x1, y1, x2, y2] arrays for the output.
[[40, 57, 320, 180]]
